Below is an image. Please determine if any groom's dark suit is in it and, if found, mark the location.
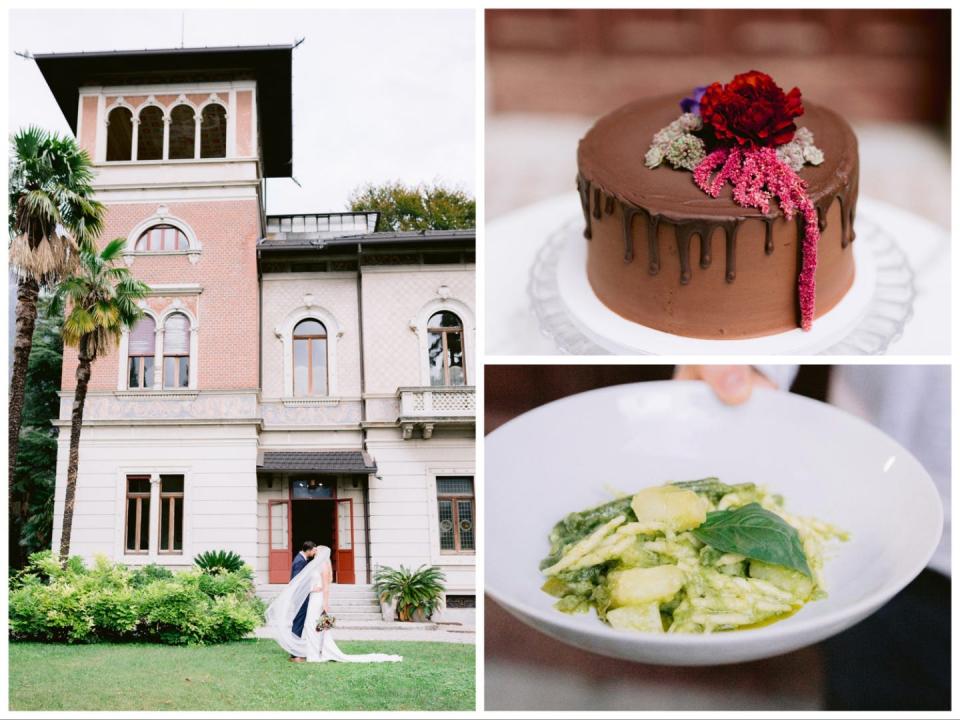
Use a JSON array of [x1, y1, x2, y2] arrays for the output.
[[291, 552, 311, 638]]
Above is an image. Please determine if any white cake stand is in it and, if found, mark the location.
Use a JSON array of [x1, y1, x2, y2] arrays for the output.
[[529, 196, 917, 355]]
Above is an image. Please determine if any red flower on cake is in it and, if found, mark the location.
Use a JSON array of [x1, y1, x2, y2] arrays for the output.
[[699, 71, 804, 148]]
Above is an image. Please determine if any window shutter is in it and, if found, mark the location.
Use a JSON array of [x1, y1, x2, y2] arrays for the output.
[[164, 314, 191, 355], [128, 317, 156, 355]]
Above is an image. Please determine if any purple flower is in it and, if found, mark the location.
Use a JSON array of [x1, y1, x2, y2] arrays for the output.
[[680, 86, 707, 115]]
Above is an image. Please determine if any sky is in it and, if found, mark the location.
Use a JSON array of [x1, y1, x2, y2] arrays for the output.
[[8, 8, 476, 214]]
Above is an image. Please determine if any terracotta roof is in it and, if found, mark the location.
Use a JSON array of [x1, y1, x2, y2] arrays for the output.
[[258, 450, 376, 473]]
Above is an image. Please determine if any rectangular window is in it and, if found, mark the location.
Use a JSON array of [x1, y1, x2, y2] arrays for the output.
[[436, 476, 475, 553], [158, 474, 184, 554], [163, 356, 189, 388], [125, 475, 151, 554], [293, 338, 309, 397], [128, 356, 155, 389]]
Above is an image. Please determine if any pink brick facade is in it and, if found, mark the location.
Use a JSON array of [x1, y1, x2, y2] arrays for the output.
[[79, 96, 98, 155], [235, 90, 253, 156], [60, 199, 261, 392]]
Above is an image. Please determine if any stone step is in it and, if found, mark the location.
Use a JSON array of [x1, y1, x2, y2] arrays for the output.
[[256, 584, 379, 601], [329, 598, 380, 608], [336, 620, 440, 630], [330, 611, 383, 622]]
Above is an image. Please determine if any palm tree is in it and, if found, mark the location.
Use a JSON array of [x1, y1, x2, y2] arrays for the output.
[[55, 238, 148, 563], [9, 127, 103, 484]]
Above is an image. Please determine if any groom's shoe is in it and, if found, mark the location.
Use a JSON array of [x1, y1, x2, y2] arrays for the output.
[[289, 656, 306, 663]]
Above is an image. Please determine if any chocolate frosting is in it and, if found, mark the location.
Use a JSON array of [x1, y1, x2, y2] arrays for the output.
[[575, 94, 859, 337]]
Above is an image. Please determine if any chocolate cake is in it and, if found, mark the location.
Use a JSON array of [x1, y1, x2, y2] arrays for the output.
[[576, 86, 858, 339]]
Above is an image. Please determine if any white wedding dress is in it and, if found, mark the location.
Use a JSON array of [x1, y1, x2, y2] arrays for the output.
[[265, 546, 402, 663]]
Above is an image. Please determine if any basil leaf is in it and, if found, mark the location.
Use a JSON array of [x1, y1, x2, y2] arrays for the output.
[[691, 503, 812, 577]]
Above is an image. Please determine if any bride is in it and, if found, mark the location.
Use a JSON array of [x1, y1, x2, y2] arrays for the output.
[[265, 545, 402, 663]]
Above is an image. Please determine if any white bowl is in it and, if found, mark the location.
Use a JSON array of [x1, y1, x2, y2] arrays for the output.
[[485, 381, 942, 666]]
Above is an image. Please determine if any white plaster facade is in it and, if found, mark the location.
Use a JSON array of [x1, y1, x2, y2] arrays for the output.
[[257, 263, 476, 595]]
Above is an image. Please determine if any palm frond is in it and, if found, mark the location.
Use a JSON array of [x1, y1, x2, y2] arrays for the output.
[[99, 237, 127, 262]]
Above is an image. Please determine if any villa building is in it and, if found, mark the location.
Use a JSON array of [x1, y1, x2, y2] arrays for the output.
[[36, 45, 476, 611]]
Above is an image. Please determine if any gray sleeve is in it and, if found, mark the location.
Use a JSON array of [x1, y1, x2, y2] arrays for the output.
[[754, 365, 799, 390]]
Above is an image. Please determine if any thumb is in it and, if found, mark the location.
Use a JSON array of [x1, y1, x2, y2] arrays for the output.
[[699, 365, 754, 405]]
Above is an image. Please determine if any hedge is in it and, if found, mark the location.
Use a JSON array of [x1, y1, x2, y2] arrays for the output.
[[9, 551, 265, 645]]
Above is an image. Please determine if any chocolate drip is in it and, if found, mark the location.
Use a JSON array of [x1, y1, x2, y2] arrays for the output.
[[646, 211, 661, 275], [813, 170, 859, 250], [837, 178, 858, 248], [673, 220, 712, 285], [674, 223, 697, 285], [724, 223, 738, 283], [577, 175, 592, 239], [814, 202, 828, 232], [577, 162, 852, 292], [763, 217, 775, 255], [622, 206, 641, 263]]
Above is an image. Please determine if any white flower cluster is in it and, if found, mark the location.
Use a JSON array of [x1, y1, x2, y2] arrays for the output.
[[645, 113, 705, 170], [776, 126, 825, 172]]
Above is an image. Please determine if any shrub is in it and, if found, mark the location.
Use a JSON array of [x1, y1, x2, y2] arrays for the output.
[[88, 587, 139, 638], [8, 553, 264, 645], [129, 564, 174, 588], [198, 570, 250, 599], [194, 550, 245, 575], [374, 564, 447, 621], [137, 577, 210, 645], [203, 594, 265, 644]]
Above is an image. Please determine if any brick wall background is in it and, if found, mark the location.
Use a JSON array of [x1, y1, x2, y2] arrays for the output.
[[486, 9, 950, 127], [60, 199, 261, 392]]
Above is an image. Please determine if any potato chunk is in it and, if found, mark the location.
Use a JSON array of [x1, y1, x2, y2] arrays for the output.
[[606, 603, 664, 633], [630, 486, 708, 533], [609, 565, 684, 607]]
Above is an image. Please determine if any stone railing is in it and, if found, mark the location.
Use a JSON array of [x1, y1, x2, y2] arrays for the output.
[[397, 386, 475, 439]]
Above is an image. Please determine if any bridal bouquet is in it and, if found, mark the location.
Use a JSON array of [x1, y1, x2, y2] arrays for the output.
[[315, 611, 336, 632]]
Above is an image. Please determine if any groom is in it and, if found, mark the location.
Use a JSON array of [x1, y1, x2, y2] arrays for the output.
[[288, 540, 318, 663]]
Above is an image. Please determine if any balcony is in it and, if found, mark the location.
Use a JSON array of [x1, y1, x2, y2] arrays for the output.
[[397, 386, 476, 439]]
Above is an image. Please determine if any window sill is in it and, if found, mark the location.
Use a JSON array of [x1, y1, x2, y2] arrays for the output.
[[281, 397, 341, 407], [124, 251, 199, 257], [114, 389, 199, 400], [97, 157, 252, 166], [123, 251, 201, 266]]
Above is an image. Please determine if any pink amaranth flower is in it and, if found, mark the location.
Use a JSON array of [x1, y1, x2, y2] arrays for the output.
[[693, 146, 819, 330]]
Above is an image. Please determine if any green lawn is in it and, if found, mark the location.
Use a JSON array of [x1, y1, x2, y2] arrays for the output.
[[9, 639, 475, 711]]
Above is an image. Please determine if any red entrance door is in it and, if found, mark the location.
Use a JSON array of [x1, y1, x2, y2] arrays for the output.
[[335, 498, 355, 584], [267, 499, 291, 584]]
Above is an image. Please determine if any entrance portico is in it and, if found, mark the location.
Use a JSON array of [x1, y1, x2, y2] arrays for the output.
[[256, 450, 374, 588]]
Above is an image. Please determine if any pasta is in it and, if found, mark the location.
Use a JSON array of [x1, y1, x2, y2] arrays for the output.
[[540, 478, 847, 633]]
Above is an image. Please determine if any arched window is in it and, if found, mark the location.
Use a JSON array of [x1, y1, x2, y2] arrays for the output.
[[427, 311, 465, 386], [127, 316, 156, 389], [200, 104, 227, 158], [137, 106, 164, 161], [293, 319, 328, 396], [135, 224, 189, 252], [163, 313, 191, 389], [168, 105, 196, 160], [106, 107, 133, 161]]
